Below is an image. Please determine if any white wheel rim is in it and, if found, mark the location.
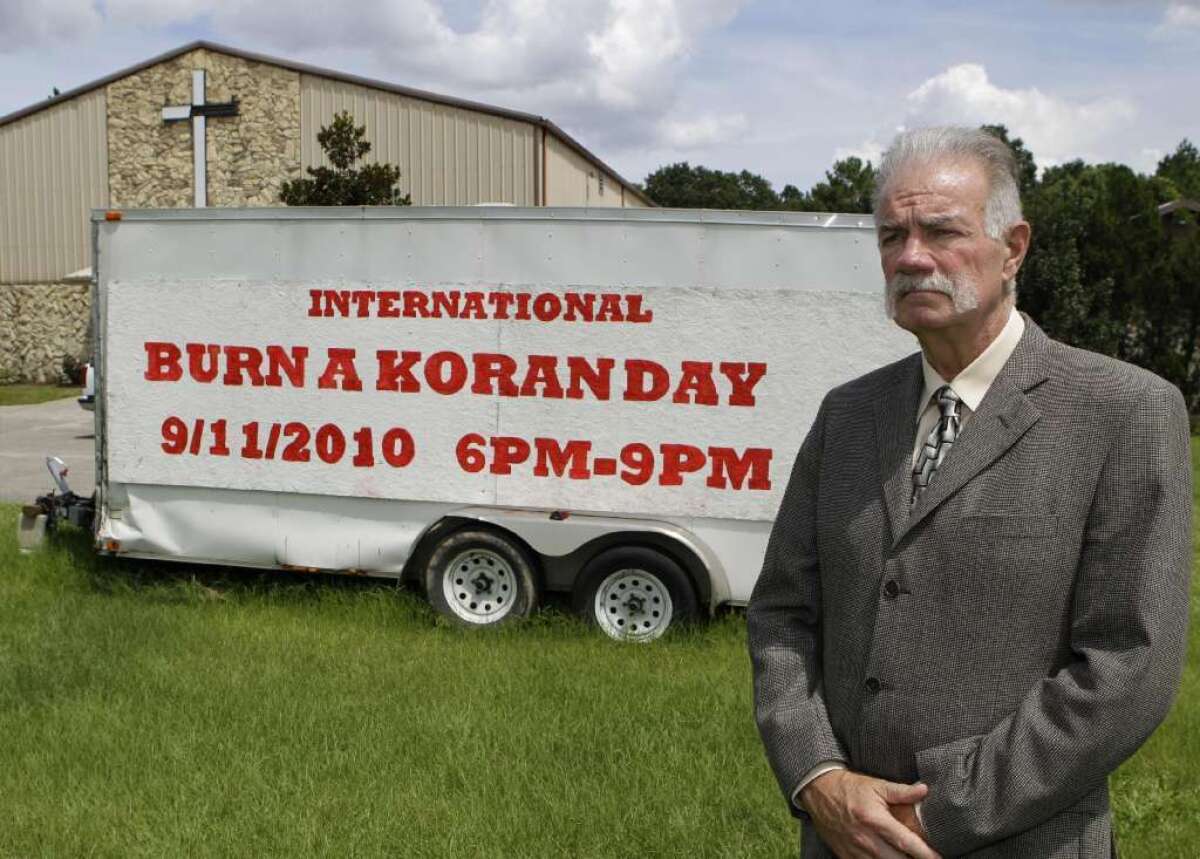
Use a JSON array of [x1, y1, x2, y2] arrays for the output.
[[594, 568, 673, 641], [442, 549, 517, 624]]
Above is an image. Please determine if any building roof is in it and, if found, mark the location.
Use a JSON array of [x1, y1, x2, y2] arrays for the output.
[[0, 39, 652, 206]]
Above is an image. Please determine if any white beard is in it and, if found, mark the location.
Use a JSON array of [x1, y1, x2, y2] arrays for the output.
[[885, 270, 980, 320]]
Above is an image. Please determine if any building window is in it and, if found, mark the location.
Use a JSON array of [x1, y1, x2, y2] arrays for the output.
[[598, 173, 605, 196]]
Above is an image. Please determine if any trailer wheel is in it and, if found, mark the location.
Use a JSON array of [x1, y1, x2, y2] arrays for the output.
[[424, 529, 537, 627], [574, 547, 698, 642]]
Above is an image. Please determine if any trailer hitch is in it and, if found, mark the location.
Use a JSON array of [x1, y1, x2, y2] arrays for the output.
[[16, 457, 95, 553]]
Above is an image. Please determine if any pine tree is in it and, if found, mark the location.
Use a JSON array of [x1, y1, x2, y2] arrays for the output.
[[280, 112, 411, 206]]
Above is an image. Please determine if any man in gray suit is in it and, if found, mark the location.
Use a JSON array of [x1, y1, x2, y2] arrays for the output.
[[748, 126, 1192, 858]]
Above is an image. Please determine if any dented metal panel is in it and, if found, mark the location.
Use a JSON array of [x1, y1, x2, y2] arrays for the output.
[[99, 483, 455, 575]]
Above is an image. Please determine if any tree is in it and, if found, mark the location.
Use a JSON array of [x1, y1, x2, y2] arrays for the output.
[[643, 162, 780, 209], [1157, 139, 1200, 200], [779, 183, 805, 208], [1019, 153, 1200, 407], [1019, 167, 1122, 357], [981, 124, 1038, 196], [797, 156, 876, 213], [1153, 140, 1200, 406], [643, 158, 877, 212], [280, 111, 411, 206]]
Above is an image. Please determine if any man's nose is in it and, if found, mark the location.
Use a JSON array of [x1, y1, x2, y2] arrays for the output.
[[895, 236, 935, 274]]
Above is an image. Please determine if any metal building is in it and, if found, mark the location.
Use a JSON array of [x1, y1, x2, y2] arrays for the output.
[[0, 41, 651, 382]]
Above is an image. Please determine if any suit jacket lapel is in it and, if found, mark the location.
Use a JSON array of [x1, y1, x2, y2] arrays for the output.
[[891, 314, 1053, 546], [875, 353, 924, 545]]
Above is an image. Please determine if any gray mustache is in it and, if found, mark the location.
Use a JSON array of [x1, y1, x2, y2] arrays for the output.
[[888, 272, 955, 297]]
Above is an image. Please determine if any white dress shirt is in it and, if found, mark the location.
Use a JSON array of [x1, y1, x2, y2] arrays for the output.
[[911, 308, 1025, 466], [791, 307, 1025, 820]]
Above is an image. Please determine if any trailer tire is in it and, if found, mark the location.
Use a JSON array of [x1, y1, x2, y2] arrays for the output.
[[424, 529, 537, 627], [574, 546, 698, 642]]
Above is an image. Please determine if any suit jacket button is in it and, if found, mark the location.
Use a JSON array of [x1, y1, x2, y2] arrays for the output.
[[864, 677, 881, 694], [883, 580, 900, 598]]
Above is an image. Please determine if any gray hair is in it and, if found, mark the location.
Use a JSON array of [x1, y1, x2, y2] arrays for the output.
[[873, 126, 1025, 296]]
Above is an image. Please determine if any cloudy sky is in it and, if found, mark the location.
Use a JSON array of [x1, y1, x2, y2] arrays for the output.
[[1, 0, 1196, 191]]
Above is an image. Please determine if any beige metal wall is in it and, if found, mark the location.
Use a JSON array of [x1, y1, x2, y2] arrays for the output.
[[0, 89, 109, 283], [544, 133, 645, 208], [301, 75, 538, 206]]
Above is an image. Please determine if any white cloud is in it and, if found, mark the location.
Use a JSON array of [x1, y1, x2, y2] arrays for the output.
[[0, 0, 103, 51], [94, 0, 745, 149], [834, 139, 884, 167], [903, 63, 1135, 166], [587, 0, 742, 109], [1134, 147, 1165, 173], [1153, 1, 1200, 37], [1164, 1, 1200, 28], [657, 111, 747, 148], [105, 0, 453, 55], [104, 0, 215, 28]]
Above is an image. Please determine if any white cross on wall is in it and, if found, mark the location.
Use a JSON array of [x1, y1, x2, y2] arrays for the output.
[[161, 70, 239, 208]]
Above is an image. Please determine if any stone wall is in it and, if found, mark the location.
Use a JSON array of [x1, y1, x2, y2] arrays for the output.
[[0, 48, 305, 383], [107, 47, 302, 207], [0, 283, 91, 384]]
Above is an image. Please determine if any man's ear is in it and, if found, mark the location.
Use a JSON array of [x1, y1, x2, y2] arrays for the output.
[[1002, 220, 1031, 283]]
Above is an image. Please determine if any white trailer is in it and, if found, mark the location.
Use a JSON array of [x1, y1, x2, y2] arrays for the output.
[[22, 206, 911, 640]]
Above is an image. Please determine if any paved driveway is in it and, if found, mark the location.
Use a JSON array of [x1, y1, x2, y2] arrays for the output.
[[0, 398, 96, 503]]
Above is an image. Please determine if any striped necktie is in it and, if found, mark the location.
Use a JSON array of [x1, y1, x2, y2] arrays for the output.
[[912, 385, 962, 504]]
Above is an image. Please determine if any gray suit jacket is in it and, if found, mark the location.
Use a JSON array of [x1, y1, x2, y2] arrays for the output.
[[747, 317, 1192, 858]]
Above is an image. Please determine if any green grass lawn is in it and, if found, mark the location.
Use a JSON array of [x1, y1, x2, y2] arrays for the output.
[[0, 522, 788, 858], [0, 383, 79, 406], [1, 446, 1197, 857]]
